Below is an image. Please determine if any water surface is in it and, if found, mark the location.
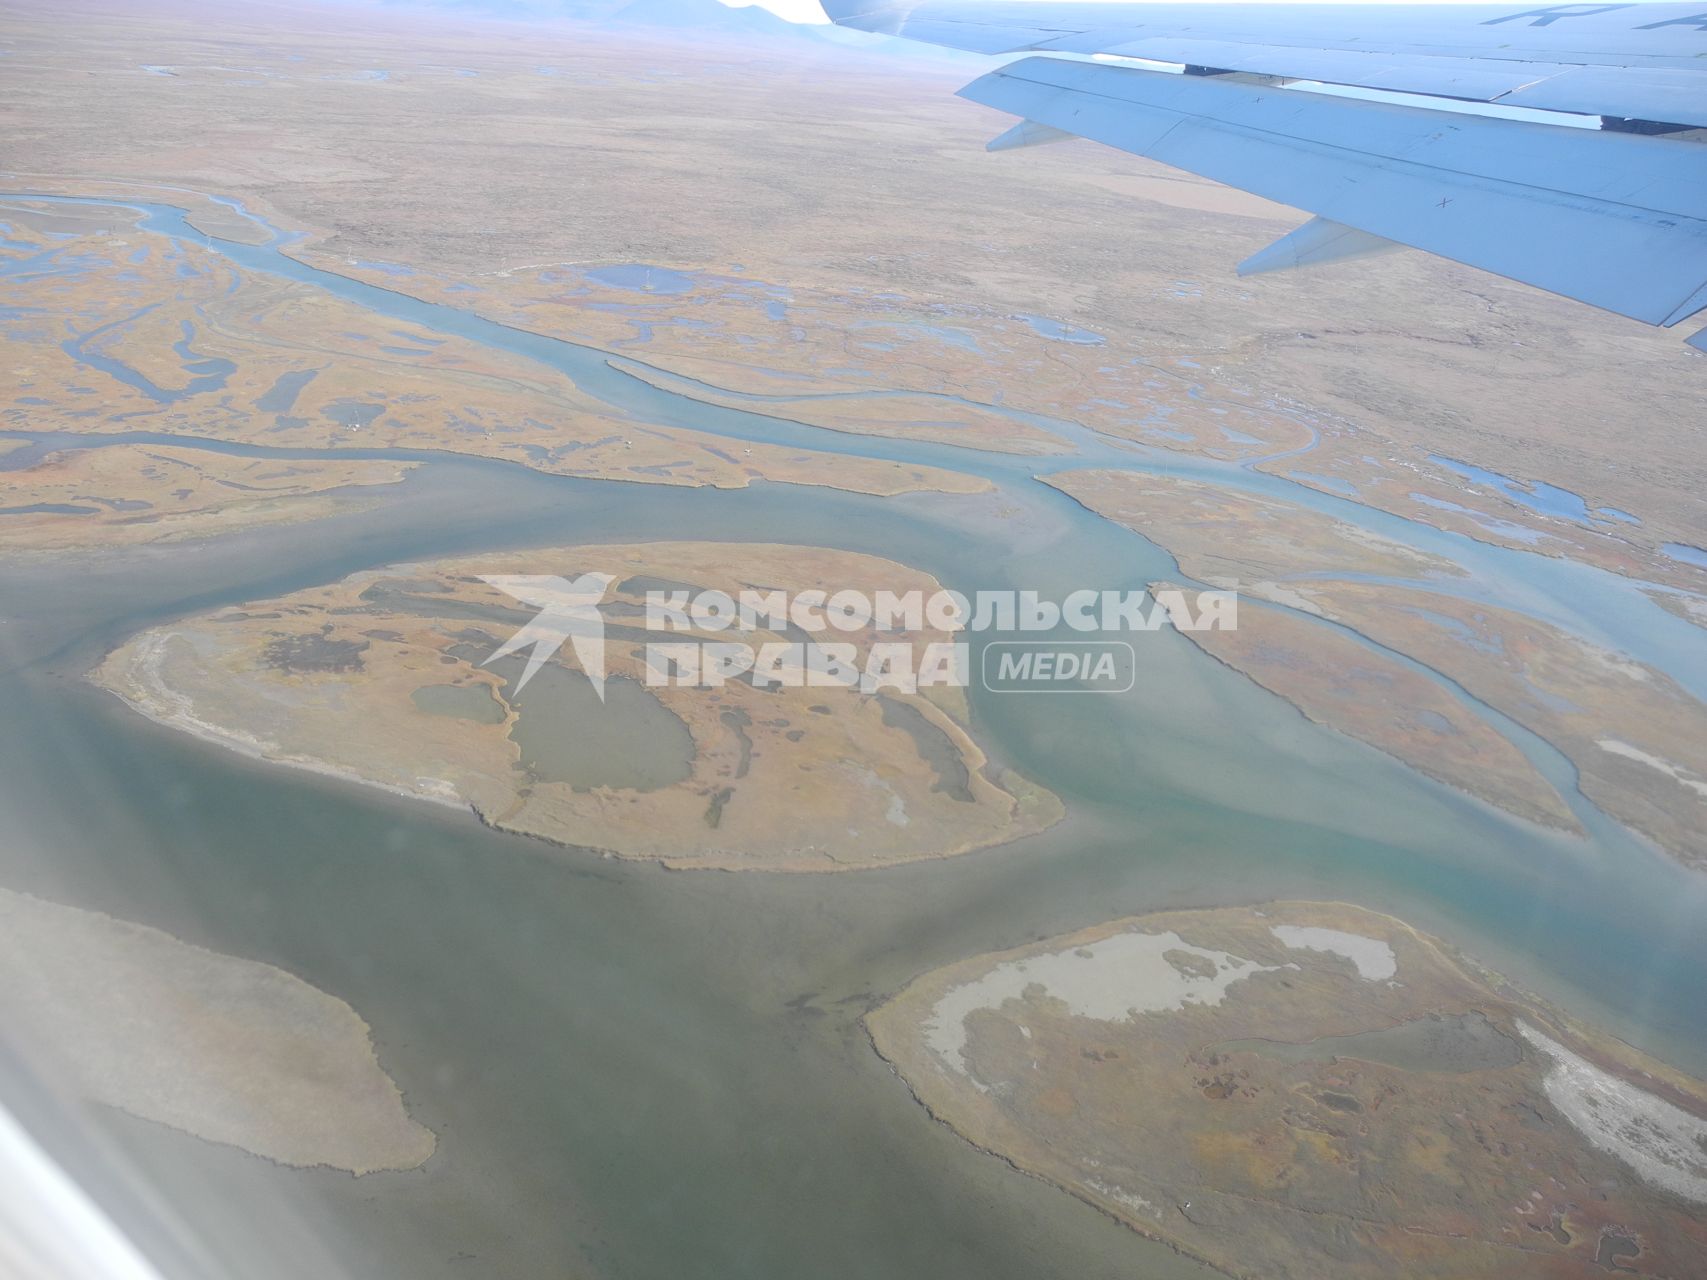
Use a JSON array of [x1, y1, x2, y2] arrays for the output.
[[2, 192, 1705, 1280]]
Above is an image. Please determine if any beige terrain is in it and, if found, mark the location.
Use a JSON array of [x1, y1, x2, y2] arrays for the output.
[[3, 5, 1704, 1277], [611, 359, 1071, 456], [1285, 580, 1707, 869], [0, 888, 434, 1175], [1047, 470, 1707, 867], [1043, 470, 1464, 588], [1149, 582, 1579, 832], [0, 198, 984, 501], [2, 0, 1702, 587], [93, 541, 1061, 870], [1, 445, 417, 551], [869, 901, 1707, 1279]]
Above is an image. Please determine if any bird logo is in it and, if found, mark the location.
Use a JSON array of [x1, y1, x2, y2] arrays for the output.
[[479, 573, 616, 700]]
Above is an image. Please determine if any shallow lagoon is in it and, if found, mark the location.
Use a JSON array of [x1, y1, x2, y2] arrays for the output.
[[2, 193, 1706, 1280], [411, 682, 505, 724], [4, 456, 1706, 1280], [500, 663, 693, 792]]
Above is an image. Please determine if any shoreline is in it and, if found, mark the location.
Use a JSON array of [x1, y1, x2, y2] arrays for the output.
[[91, 632, 472, 815], [90, 629, 1065, 875], [864, 901, 1707, 1278]]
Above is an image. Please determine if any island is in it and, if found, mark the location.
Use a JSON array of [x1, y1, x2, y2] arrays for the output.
[[1046, 469, 1707, 869], [1149, 581, 1579, 832], [0, 888, 433, 1175], [869, 901, 1707, 1278], [1, 444, 416, 551], [0, 197, 987, 502], [93, 541, 1062, 870]]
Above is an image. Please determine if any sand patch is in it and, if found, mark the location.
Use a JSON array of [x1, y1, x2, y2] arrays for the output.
[[1269, 925, 1397, 981], [924, 929, 1277, 1080], [1519, 1021, 1707, 1204], [0, 890, 434, 1175]]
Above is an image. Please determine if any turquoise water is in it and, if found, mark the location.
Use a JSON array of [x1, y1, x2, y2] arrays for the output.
[[1429, 453, 1646, 528], [59, 304, 235, 405], [2, 192, 1706, 1280], [11, 193, 1700, 691], [586, 264, 696, 295], [1011, 313, 1105, 344]]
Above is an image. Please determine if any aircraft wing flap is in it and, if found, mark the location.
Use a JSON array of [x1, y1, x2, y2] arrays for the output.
[[1082, 39, 1576, 102], [1498, 65, 1707, 125], [827, 2, 1707, 126], [1064, 41, 1707, 129], [958, 57, 1707, 328]]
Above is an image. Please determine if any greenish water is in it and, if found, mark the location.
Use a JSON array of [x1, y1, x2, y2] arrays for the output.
[[4, 460, 1704, 1280], [411, 683, 506, 724], [500, 663, 693, 792], [1, 192, 1705, 1280], [878, 696, 973, 801]]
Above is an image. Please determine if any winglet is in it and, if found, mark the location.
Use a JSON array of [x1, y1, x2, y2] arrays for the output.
[[819, 0, 905, 33], [1688, 328, 1707, 354], [987, 120, 1073, 152], [1237, 216, 1404, 277]]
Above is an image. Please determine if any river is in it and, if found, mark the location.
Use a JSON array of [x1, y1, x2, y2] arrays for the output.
[[1, 191, 1704, 1280]]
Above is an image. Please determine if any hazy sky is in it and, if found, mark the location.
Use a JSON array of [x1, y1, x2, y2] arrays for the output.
[[717, 0, 1540, 25], [723, 0, 830, 22]]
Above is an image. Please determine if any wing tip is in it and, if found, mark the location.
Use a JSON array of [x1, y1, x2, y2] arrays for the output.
[[820, 0, 892, 28]]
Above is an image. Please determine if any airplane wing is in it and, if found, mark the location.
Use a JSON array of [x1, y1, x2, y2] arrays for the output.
[[821, 1, 1707, 349]]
